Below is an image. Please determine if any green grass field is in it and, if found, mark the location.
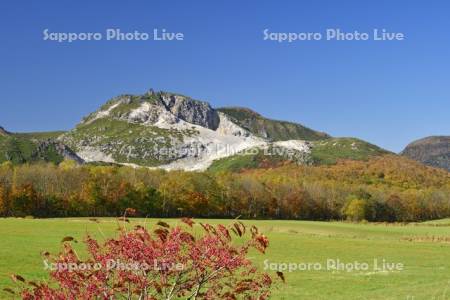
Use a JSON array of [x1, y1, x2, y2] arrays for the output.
[[1, 218, 450, 299]]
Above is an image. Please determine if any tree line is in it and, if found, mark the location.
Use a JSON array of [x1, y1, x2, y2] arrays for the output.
[[0, 155, 449, 222]]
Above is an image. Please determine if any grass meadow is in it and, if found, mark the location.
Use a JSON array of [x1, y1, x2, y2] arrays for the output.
[[1, 218, 450, 299]]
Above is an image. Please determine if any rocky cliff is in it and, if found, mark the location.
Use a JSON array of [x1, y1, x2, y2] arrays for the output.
[[160, 91, 220, 130]]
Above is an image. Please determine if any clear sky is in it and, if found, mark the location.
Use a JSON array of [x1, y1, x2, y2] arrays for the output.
[[1, 0, 449, 152]]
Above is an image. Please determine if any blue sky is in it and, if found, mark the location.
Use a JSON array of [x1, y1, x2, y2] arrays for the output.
[[0, 0, 449, 152]]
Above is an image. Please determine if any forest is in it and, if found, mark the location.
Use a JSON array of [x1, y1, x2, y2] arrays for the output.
[[0, 155, 449, 222]]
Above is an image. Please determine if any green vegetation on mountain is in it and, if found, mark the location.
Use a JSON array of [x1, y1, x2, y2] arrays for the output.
[[63, 118, 198, 166], [0, 129, 77, 165], [83, 93, 161, 124], [218, 107, 330, 141], [13, 131, 65, 140], [208, 147, 293, 173], [0, 134, 37, 164], [209, 138, 390, 172], [310, 138, 390, 165]]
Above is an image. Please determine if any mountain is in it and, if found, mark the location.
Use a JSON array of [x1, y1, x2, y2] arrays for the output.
[[401, 136, 450, 171], [58, 89, 390, 171], [0, 129, 83, 165]]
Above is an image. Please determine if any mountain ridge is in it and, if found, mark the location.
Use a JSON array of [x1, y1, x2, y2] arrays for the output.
[[1, 89, 397, 170]]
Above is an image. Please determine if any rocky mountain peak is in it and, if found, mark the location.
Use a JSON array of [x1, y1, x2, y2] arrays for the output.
[[82, 90, 221, 130]]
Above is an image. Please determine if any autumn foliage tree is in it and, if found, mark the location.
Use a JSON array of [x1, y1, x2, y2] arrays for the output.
[[10, 218, 276, 300], [0, 155, 449, 221]]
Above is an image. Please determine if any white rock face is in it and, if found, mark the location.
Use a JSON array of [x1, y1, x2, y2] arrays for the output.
[[128, 102, 179, 125], [155, 113, 266, 171], [273, 140, 311, 153], [128, 102, 153, 122], [77, 147, 116, 163], [215, 112, 250, 137]]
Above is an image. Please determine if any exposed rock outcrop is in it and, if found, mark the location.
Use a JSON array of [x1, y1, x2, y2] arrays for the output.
[[160, 92, 220, 130], [83, 91, 220, 131]]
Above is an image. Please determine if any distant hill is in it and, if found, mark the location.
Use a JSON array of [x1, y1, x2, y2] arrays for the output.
[[401, 136, 450, 171], [0, 128, 82, 165]]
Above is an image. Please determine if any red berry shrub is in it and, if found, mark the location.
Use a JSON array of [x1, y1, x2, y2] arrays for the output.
[[11, 218, 275, 299]]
